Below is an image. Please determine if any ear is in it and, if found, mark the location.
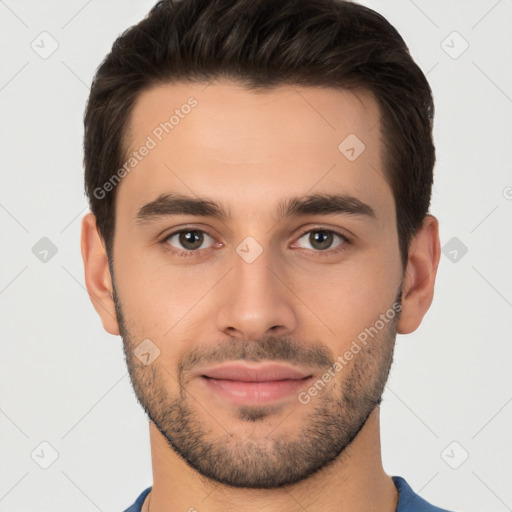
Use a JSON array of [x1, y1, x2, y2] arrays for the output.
[[80, 212, 120, 335], [397, 214, 441, 334]]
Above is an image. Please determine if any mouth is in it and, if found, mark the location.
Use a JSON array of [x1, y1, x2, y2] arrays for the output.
[[196, 362, 314, 405]]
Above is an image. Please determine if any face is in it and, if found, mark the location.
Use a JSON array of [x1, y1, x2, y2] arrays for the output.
[[110, 80, 404, 488]]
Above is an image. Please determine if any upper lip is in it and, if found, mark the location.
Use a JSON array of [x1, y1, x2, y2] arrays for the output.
[[198, 363, 313, 382]]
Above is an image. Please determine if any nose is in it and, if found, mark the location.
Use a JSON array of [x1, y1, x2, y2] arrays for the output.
[[215, 241, 298, 341]]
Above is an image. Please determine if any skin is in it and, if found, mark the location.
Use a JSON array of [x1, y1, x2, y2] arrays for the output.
[[81, 80, 440, 512]]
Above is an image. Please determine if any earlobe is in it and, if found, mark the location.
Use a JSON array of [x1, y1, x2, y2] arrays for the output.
[[397, 214, 441, 335], [80, 213, 120, 335]]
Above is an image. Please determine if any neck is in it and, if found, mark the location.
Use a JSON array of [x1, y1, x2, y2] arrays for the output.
[[143, 407, 398, 512]]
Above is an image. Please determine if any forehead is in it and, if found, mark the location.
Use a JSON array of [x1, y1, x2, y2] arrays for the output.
[[117, 79, 392, 224]]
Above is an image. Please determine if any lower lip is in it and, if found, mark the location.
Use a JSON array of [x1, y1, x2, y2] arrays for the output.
[[200, 376, 313, 405]]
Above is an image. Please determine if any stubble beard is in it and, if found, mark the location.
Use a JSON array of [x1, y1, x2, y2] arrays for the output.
[[113, 283, 401, 489]]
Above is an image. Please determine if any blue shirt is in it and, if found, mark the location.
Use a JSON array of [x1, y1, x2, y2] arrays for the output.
[[122, 475, 454, 511]]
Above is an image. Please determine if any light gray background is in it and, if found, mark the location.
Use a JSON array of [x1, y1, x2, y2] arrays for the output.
[[1, 1, 511, 511]]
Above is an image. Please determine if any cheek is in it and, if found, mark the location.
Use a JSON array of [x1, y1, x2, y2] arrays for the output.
[[114, 250, 222, 343], [289, 250, 400, 348]]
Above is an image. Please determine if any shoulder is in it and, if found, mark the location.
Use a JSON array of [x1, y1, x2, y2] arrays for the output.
[[122, 486, 152, 512], [393, 476, 454, 512]]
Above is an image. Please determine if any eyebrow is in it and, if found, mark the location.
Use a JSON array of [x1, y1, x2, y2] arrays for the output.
[[135, 192, 376, 225]]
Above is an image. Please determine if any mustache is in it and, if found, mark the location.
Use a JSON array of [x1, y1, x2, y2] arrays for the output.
[[177, 336, 334, 376]]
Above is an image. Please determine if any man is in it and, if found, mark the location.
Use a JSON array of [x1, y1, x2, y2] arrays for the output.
[[80, 0, 451, 510]]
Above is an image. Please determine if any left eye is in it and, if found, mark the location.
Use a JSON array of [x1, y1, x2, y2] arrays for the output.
[[294, 229, 349, 251], [164, 230, 215, 252]]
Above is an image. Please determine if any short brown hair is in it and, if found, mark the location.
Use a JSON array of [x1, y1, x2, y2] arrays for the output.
[[84, 0, 435, 269]]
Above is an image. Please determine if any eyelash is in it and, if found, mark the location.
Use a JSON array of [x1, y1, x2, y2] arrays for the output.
[[160, 227, 351, 259]]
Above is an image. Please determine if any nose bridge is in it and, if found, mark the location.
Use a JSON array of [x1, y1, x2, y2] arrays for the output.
[[234, 235, 278, 293], [215, 234, 297, 339]]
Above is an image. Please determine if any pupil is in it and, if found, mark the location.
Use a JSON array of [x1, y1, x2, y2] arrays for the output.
[[311, 231, 332, 250]]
